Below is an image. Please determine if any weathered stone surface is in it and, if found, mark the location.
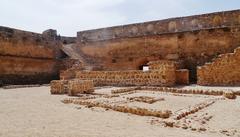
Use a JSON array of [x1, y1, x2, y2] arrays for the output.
[[1, 10, 240, 86], [62, 98, 172, 118], [50, 80, 69, 94], [197, 47, 240, 86], [75, 10, 240, 83], [176, 69, 189, 85], [147, 60, 177, 70], [76, 69, 176, 87], [75, 27, 240, 83], [0, 56, 60, 85], [77, 10, 240, 42], [127, 96, 165, 104], [0, 26, 76, 85], [68, 80, 94, 96], [63, 60, 177, 87], [111, 87, 140, 94], [223, 91, 237, 99]]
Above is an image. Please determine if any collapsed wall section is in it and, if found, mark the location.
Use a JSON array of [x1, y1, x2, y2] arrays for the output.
[[197, 47, 240, 86]]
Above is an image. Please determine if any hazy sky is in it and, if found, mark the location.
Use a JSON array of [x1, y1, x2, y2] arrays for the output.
[[0, 0, 240, 36]]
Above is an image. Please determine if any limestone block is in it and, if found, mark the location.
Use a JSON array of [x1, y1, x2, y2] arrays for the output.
[[223, 91, 237, 99]]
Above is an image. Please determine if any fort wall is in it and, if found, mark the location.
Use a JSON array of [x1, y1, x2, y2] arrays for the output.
[[0, 26, 76, 85], [75, 27, 240, 82], [74, 10, 240, 83]]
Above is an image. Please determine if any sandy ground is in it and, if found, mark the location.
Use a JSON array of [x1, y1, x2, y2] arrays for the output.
[[0, 86, 239, 137]]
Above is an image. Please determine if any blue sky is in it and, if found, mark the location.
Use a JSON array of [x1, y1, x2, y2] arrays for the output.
[[0, 0, 240, 36]]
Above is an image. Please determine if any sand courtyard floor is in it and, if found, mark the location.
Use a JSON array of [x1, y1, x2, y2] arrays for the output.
[[0, 86, 239, 137]]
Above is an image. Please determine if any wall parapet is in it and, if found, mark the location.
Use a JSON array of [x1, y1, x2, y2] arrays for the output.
[[77, 9, 240, 43]]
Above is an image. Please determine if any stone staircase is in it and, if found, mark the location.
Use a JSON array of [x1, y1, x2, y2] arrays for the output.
[[197, 47, 240, 86], [60, 44, 95, 70], [61, 44, 83, 60]]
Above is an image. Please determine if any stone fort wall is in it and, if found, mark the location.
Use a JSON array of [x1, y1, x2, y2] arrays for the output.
[[74, 10, 240, 83], [1, 9, 240, 85], [0, 26, 76, 85]]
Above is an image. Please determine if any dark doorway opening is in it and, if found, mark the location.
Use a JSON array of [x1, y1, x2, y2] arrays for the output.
[[189, 68, 197, 84], [183, 61, 198, 84]]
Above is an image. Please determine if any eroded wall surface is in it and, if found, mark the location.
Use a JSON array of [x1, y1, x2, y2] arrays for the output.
[[75, 10, 240, 82], [0, 56, 59, 84], [197, 47, 240, 86], [0, 26, 75, 85]]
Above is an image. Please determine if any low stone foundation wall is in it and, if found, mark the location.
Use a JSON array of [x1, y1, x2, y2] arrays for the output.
[[62, 98, 171, 118], [76, 69, 176, 87], [59, 60, 192, 87], [50, 79, 94, 96]]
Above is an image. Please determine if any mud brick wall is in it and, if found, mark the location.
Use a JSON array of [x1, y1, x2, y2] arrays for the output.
[[197, 47, 240, 86]]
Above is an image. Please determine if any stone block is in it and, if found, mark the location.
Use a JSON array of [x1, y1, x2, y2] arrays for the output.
[[50, 80, 68, 94], [223, 91, 237, 99]]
